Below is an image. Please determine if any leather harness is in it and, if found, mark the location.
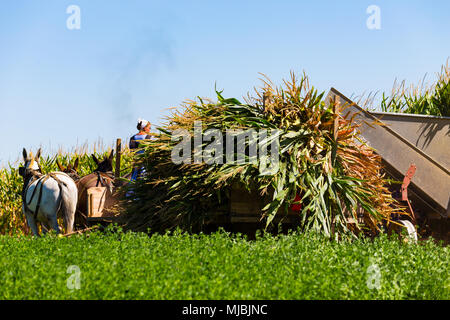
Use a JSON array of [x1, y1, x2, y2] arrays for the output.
[[22, 170, 68, 220], [76, 171, 114, 204]]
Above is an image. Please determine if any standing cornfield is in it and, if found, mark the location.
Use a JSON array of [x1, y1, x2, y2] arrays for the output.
[[377, 61, 450, 116], [120, 72, 409, 239], [0, 164, 25, 235]]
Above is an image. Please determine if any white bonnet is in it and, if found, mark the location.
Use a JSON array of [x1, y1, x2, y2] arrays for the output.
[[137, 118, 150, 129]]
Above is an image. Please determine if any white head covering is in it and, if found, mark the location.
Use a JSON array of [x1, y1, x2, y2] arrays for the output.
[[137, 118, 150, 130]]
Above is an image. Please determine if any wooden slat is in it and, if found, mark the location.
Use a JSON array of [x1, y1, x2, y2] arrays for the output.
[[115, 138, 122, 178], [86, 187, 107, 217]]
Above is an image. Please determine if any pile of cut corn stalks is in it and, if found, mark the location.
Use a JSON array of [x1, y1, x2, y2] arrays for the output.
[[120, 72, 408, 239]]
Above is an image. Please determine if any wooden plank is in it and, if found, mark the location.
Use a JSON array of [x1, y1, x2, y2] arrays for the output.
[[86, 187, 107, 217], [115, 138, 122, 178], [86, 216, 119, 223]]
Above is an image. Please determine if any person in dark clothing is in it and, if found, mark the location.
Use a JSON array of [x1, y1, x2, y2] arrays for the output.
[[130, 118, 152, 150], [129, 118, 151, 182]]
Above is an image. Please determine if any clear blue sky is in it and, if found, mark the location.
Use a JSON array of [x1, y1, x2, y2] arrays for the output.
[[1, 0, 449, 165]]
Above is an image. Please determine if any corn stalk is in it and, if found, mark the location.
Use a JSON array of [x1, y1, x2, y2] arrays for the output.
[[120, 72, 408, 238]]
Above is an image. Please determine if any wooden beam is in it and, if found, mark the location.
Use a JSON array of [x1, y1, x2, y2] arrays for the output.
[[115, 138, 122, 178]]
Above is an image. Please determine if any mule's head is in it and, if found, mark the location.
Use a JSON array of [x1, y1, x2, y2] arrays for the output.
[[92, 150, 114, 173], [19, 148, 42, 178], [56, 158, 80, 181]]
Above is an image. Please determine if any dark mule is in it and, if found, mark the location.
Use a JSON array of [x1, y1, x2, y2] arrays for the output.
[[59, 151, 119, 229], [56, 158, 80, 181]]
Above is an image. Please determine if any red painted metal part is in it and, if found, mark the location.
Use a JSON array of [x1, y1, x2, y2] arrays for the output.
[[401, 164, 417, 223], [401, 164, 416, 201], [290, 193, 302, 212]]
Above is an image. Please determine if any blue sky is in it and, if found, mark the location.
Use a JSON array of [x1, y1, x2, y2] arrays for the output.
[[0, 0, 449, 165]]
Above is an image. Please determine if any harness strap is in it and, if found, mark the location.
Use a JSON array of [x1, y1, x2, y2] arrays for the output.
[[76, 172, 114, 205], [96, 171, 113, 193], [47, 172, 68, 188], [22, 171, 42, 216], [49, 173, 65, 216], [96, 171, 103, 187], [33, 175, 49, 220], [23, 172, 68, 220]]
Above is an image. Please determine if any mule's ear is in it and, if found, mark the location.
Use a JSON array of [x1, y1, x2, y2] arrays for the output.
[[92, 154, 99, 165], [56, 160, 64, 171], [22, 148, 27, 161], [73, 158, 79, 171], [109, 149, 114, 161], [35, 148, 42, 161]]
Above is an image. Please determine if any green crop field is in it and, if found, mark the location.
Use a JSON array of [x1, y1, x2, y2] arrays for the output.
[[0, 228, 448, 300], [1, 66, 449, 301]]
